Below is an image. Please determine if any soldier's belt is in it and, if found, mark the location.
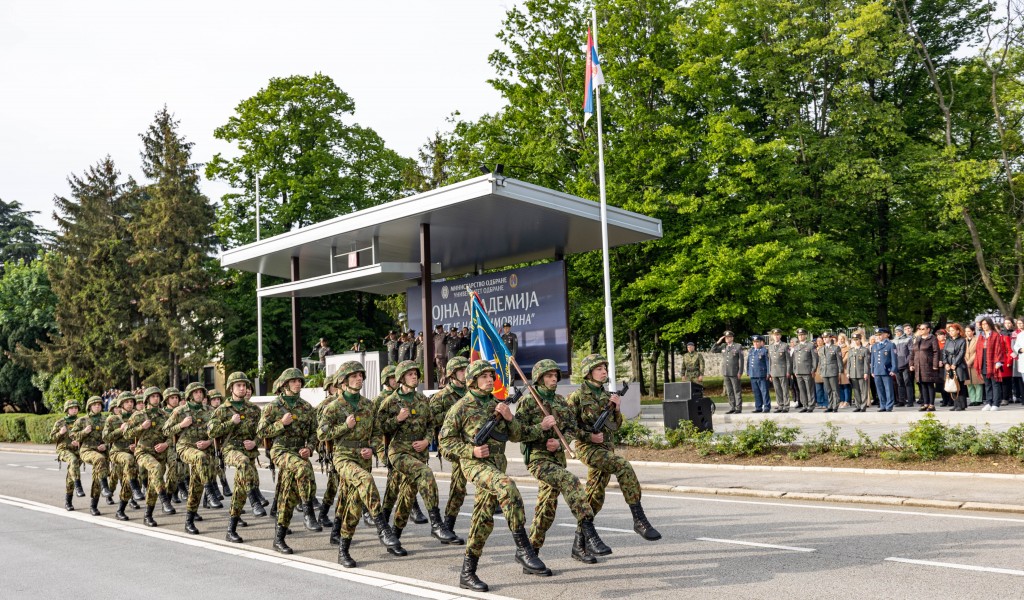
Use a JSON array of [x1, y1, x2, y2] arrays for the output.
[[334, 440, 367, 448], [392, 432, 424, 442]]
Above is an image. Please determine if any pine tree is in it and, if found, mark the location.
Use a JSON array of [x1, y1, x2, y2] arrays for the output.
[[0, 198, 47, 274]]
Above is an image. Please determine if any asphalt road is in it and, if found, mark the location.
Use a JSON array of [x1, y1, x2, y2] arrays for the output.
[[3, 449, 1024, 599]]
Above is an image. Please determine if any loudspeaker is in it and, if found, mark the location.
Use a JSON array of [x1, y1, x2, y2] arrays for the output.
[[663, 383, 713, 432], [664, 382, 698, 401]]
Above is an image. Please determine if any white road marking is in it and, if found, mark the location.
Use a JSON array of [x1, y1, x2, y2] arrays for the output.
[[555, 523, 633, 534], [885, 557, 1024, 577], [697, 537, 816, 552], [7, 464, 20, 467], [46, 468, 58, 471], [24, 466, 38, 469]]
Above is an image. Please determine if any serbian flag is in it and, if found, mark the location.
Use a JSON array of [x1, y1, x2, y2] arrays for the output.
[[583, 28, 605, 124], [468, 290, 513, 399]]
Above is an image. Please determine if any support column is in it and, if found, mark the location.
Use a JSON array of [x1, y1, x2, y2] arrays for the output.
[[291, 256, 301, 369], [420, 223, 434, 388]]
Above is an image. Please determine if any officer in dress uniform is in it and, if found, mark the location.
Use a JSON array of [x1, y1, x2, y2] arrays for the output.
[[767, 329, 792, 412], [870, 327, 898, 411], [817, 331, 844, 412], [792, 328, 819, 413], [747, 336, 771, 413], [712, 331, 745, 414]]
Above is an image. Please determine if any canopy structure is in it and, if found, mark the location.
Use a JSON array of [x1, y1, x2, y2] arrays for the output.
[[220, 173, 662, 386]]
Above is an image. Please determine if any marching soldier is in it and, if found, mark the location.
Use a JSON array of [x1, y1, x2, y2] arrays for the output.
[[207, 389, 232, 500], [518, 359, 609, 564], [165, 382, 221, 534], [315, 372, 341, 530], [256, 367, 322, 555], [817, 331, 844, 412], [767, 329, 792, 412], [428, 356, 471, 542], [712, 331, 745, 413], [378, 360, 458, 546], [680, 342, 704, 382], [162, 387, 186, 504], [71, 396, 113, 515], [501, 323, 518, 357], [317, 361, 401, 567], [375, 364, 424, 527], [241, 379, 271, 510], [440, 360, 548, 592], [209, 371, 266, 543], [125, 387, 177, 526], [51, 400, 85, 510], [568, 354, 660, 545], [847, 334, 872, 412], [103, 392, 146, 520], [792, 329, 819, 412]]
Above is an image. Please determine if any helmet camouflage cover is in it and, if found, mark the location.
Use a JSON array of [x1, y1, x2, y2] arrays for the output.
[[466, 360, 496, 387], [274, 367, 305, 393], [162, 387, 181, 400], [225, 372, 251, 389], [142, 386, 163, 403], [334, 361, 366, 387], [380, 364, 397, 382], [85, 395, 103, 410], [445, 356, 470, 378], [531, 359, 561, 385], [116, 391, 135, 407], [208, 390, 223, 400], [580, 354, 608, 377], [63, 399, 80, 412], [394, 360, 421, 382], [183, 382, 207, 399]]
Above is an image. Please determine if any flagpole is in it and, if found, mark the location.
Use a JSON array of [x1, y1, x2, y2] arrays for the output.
[[256, 174, 264, 396], [592, 8, 617, 388]]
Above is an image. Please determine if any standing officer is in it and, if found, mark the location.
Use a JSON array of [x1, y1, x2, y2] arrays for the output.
[[103, 392, 146, 520], [51, 400, 85, 510], [680, 342, 704, 383], [792, 328, 819, 412], [440, 360, 548, 592], [317, 361, 401, 567], [747, 336, 770, 413], [501, 323, 519, 358], [767, 329, 792, 412], [257, 367, 322, 554], [847, 334, 872, 412], [568, 354, 660, 545], [817, 331, 844, 412], [209, 371, 266, 543], [165, 382, 220, 534], [433, 325, 448, 384], [429, 356, 471, 542], [871, 327, 898, 411], [124, 387, 176, 525], [71, 396, 113, 515], [712, 331, 744, 414], [446, 327, 462, 362], [384, 331, 400, 366]]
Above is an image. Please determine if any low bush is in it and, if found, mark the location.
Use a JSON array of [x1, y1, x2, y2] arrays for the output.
[[26, 414, 59, 444], [0, 414, 29, 442]]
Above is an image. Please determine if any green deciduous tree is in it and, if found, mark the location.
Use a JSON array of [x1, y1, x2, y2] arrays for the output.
[[0, 259, 57, 411]]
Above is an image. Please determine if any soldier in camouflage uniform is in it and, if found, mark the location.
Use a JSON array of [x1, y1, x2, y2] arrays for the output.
[[165, 382, 221, 534], [429, 356, 471, 542], [104, 401, 123, 505], [568, 354, 661, 546], [209, 372, 265, 543], [125, 387, 177, 526], [680, 342, 704, 382], [208, 389, 233, 498], [519, 359, 609, 563], [51, 400, 85, 510], [318, 361, 401, 567], [71, 396, 113, 515], [103, 392, 146, 520], [375, 364, 421, 524], [257, 367, 322, 554], [314, 372, 341, 530], [440, 360, 548, 592], [378, 360, 458, 545], [162, 387, 186, 503]]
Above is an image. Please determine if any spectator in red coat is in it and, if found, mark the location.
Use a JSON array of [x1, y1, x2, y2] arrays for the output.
[[975, 317, 1010, 411]]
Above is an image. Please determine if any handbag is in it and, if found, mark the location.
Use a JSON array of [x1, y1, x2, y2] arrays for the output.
[[944, 371, 960, 394]]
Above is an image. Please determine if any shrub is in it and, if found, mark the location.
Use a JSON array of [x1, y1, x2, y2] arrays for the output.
[[902, 414, 949, 460], [42, 367, 89, 414], [26, 414, 59, 444], [0, 414, 29, 442], [804, 422, 849, 454], [616, 418, 664, 448], [732, 420, 800, 456]]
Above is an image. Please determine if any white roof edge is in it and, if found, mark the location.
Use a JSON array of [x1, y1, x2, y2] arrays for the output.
[[495, 179, 663, 236]]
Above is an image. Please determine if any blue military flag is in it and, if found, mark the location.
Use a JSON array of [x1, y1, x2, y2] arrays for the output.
[[468, 289, 512, 399]]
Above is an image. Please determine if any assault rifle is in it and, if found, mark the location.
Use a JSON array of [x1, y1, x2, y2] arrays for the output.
[[471, 386, 524, 446], [590, 382, 630, 434]]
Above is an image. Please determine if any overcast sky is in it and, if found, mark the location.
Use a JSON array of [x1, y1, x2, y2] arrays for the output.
[[0, 0, 521, 230]]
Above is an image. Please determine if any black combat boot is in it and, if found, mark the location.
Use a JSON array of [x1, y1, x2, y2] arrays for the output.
[[100, 478, 114, 504], [628, 503, 662, 541], [226, 516, 243, 543], [443, 514, 465, 545], [115, 500, 129, 521], [270, 498, 277, 518], [248, 489, 267, 517], [512, 527, 551, 576], [129, 478, 146, 502], [329, 516, 341, 545], [128, 498, 140, 510], [311, 495, 321, 510], [362, 508, 373, 527], [273, 523, 293, 554], [193, 511, 203, 522], [159, 491, 176, 515], [317, 501, 333, 528], [302, 499, 322, 532], [255, 488, 270, 507], [184, 511, 199, 535], [373, 513, 400, 548], [219, 473, 232, 497], [64, 493, 74, 511], [411, 499, 428, 524], [580, 517, 611, 556], [572, 525, 597, 564], [204, 482, 223, 509], [89, 495, 101, 516], [459, 554, 488, 592], [387, 527, 408, 556], [337, 538, 357, 568], [381, 505, 392, 526], [428, 507, 458, 544], [74, 479, 86, 497], [143, 504, 157, 527], [177, 481, 189, 503]]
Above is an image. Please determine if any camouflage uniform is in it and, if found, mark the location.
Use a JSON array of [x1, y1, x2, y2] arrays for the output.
[[429, 356, 470, 530], [680, 349, 704, 380], [161, 387, 185, 501], [568, 354, 661, 543], [440, 360, 548, 592], [70, 396, 111, 512], [124, 387, 177, 523], [51, 401, 84, 507], [165, 383, 220, 533], [314, 374, 341, 527], [209, 372, 265, 542], [207, 389, 231, 496], [103, 392, 145, 518]]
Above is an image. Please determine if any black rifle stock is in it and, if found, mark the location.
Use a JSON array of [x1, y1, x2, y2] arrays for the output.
[[590, 382, 630, 434], [471, 386, 523, 447]]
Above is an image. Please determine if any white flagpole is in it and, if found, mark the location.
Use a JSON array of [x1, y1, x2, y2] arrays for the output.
[[592, 7, 617, 389], [255, 175, 264, 396]]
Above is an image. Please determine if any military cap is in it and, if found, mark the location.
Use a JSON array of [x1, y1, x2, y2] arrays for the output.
[[751, 335, 763, 342], [686, 341, 696, 347], [445, 356, 470, 377], [796, 328, 808, 334], [143, 386, 163, 401], [466, 360, 496, 387], [580, 353, 608, 377], [852, 333, 862, 340], [273, 367, 305, 393], [770, 328, 782, 334], [875, 326, 890, 334], [530, 359, 561, 385], [822, 330, 834, 337], [723, 330, 734, 337], [394, 360, 421, 383], [85, 395, 103, 410], [183, 382, 207, 398], [63, 399, 80, 412], [503, 322, 511, 327], [334, 361, 366, 386], [380, 364, 397, 382]]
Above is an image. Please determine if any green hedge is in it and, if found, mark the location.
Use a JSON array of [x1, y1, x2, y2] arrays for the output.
[[26, 414, 59, 444], [0, 414, 29, 442]]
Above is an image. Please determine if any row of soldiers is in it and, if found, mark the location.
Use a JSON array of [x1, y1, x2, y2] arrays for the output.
[[51, 354, 660, 592]]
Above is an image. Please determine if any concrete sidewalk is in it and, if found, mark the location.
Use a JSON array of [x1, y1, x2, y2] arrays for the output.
[[7, 440, 1024, 516]]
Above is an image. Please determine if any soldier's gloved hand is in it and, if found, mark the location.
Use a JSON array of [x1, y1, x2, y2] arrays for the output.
[[397, 407, 411, 422], [243, 439, 256, 451], [281, 412, 294, 426], [496, 403, 513, 421], [299, 447, 311, 459], [609, 394, 621, 409], [97, 444, 106, 452], [590, 432, 604, 444], [141, 419, 152, 430], [540, 415, 556, 431], [155, 442, 168, 453], [360, 447, 373, 460], [59, 426, 67, 435], [231, 413, 242, 424], [346, 414, 357, 429], [412, 440, 428, 452], [196, 440, 211, 450], [473, 445, 490, 459], [546, 439, 561, 452], [180, 415, 193, 428]]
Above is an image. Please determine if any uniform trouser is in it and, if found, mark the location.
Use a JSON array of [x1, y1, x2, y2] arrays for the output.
[[444, 456, 467, 519], [179, 446, 215, 512], [579, 446, 641, 517], [135, 452, 167, 506], [165, 446, 181, 489], [322, 469, 339, 510], [57, 449, 82, 494], [874, 374, 895, 410], [332, 456, 382, 538], [723, 376, 742, 411], [898, 368, 916, 404], [822, 376, 839, 410], [527, 457, 593, 549], [390, 452, 439, 529], [851, 378, 869, 410], [79, 448, 109, 497], [795, 375, 814, 410], [771, 376, 790, 409], [462, 459, 526, 558], [110, 450, 138, 501], [751, 377, 770, 411], [788, 376, 801, 407], [224, 449, 259, 517], [272, 451, 316, 527]]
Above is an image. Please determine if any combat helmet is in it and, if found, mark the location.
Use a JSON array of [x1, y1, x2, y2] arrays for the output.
[[273, 367, 305, 394], [466, 360, 496, 388], [163, 387, 181, 402], [380, 364, 397, 382], [322, 371, 337, 390], [63, 399, 80, 412], [143, 386, 163, 403], [85, 396, 104, 410], [445, 356, 470, 378], [225, 372, 251, 394], [183, 382, 207, 400], [208, 390, 223, 403], [394, 360, 421, 383], [580, 354, 608, 378], [334, 361, 366, 388], [531, 359, 561, 385], [116, 391, 135, 407]]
